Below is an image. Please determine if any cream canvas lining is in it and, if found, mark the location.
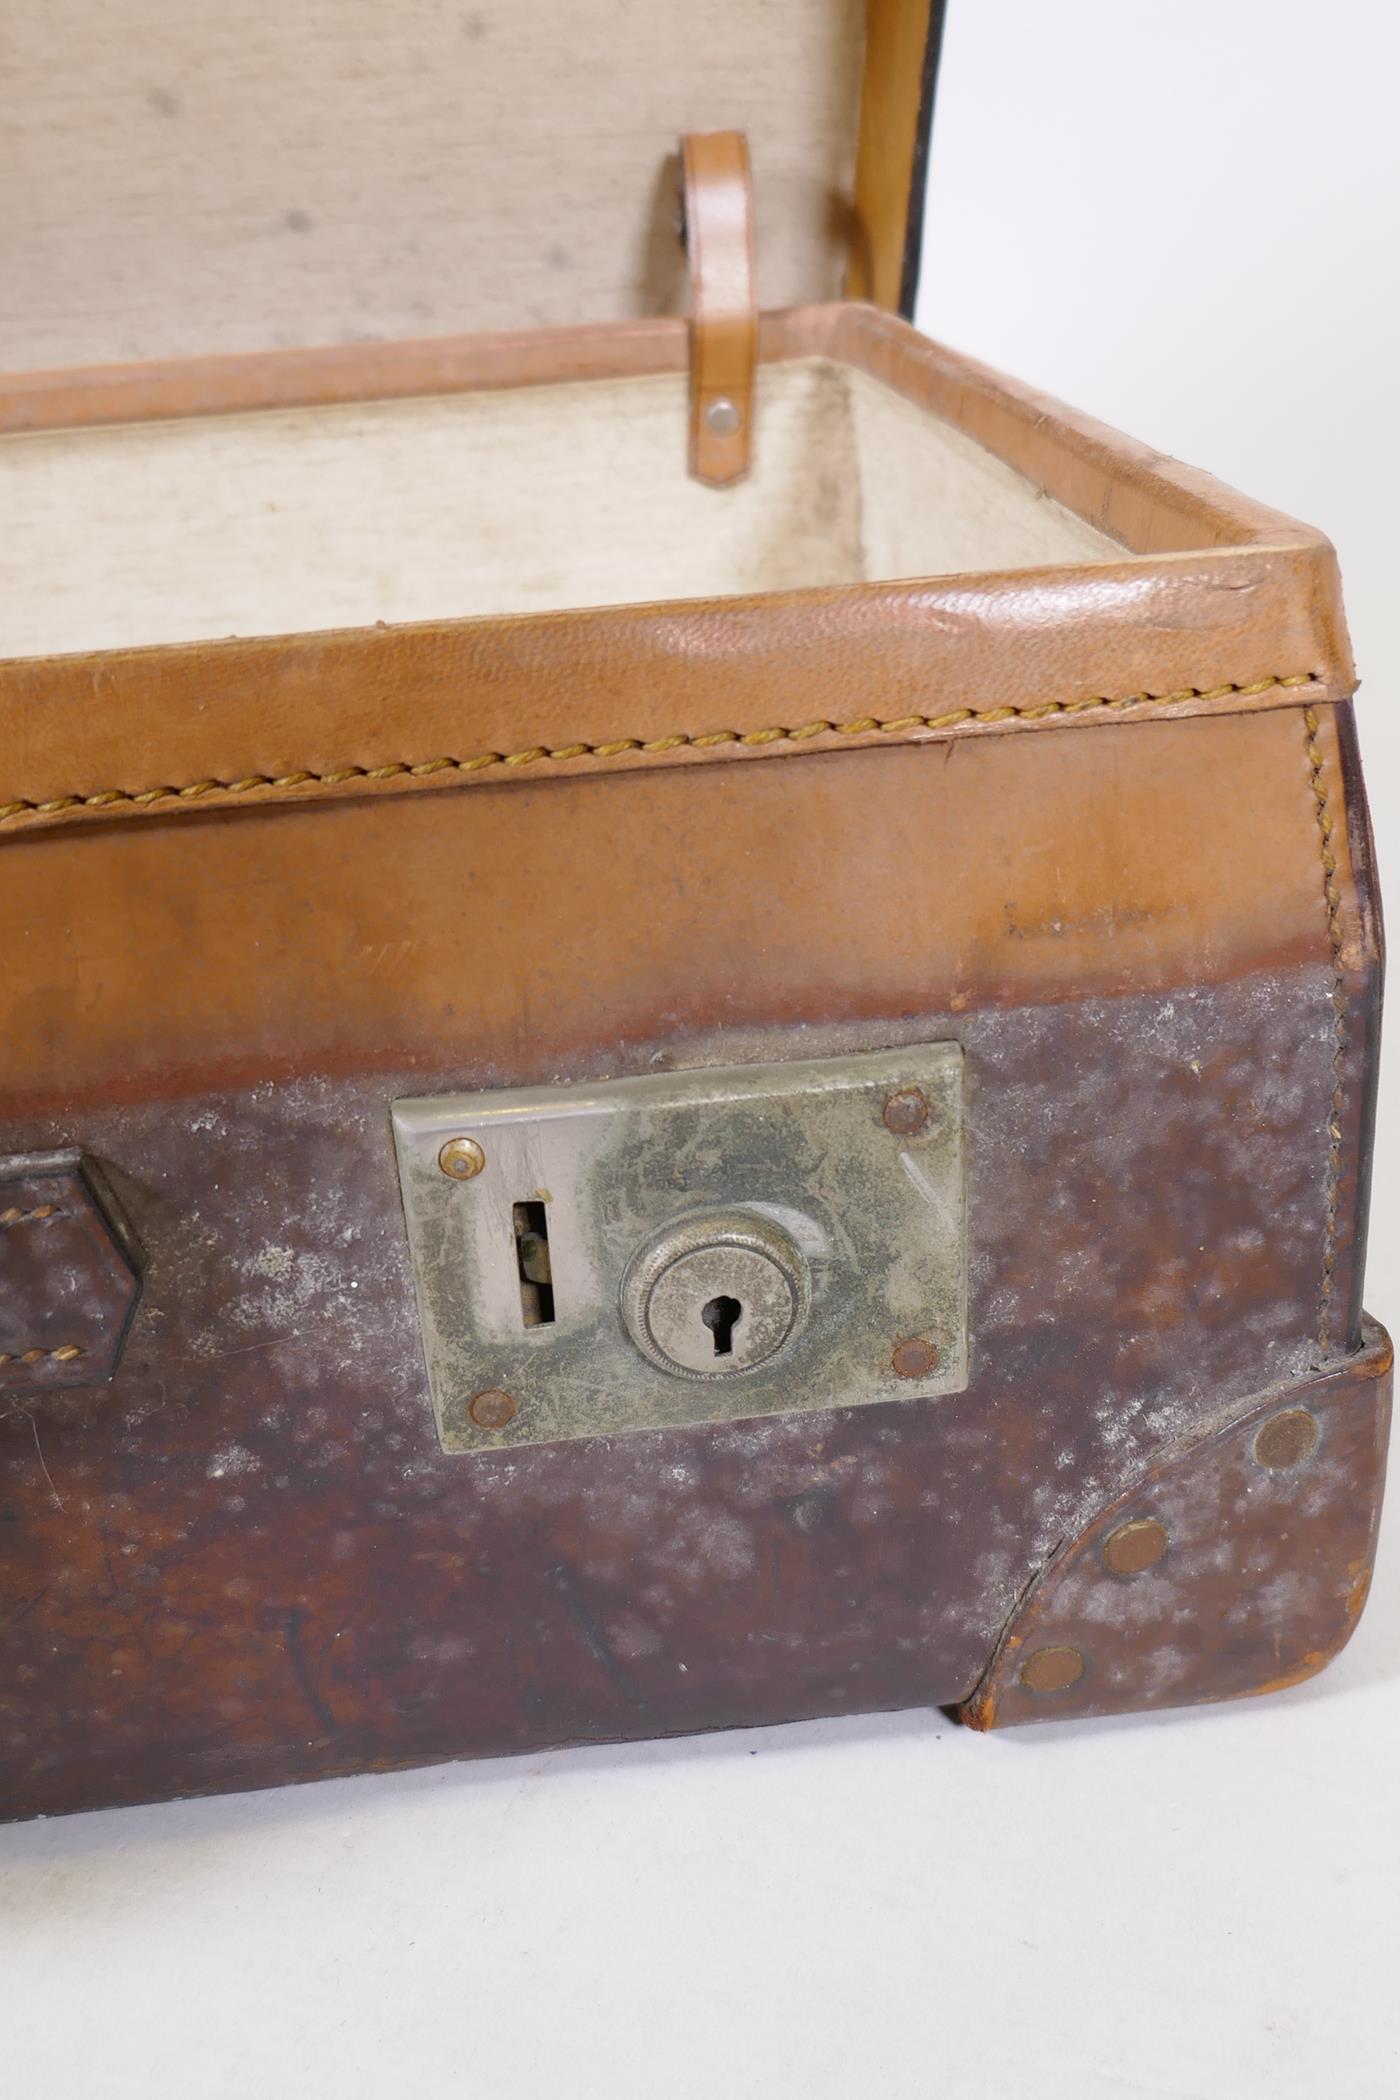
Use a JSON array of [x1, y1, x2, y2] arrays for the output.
[[0, 358, 1122, 660], [4, 0, 869, 368]]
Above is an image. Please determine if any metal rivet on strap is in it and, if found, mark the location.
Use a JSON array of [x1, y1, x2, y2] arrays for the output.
[[704, 397, 742, 436]]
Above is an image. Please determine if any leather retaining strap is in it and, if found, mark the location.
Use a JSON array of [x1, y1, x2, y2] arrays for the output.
[[679, 130, 757, 487]]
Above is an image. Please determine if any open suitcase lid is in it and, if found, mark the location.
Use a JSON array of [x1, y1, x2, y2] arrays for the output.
[[0, 0, 1356, 849], [5, 0, 942, 369]]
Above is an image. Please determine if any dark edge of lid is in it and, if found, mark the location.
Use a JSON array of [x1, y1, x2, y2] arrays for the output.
[[898, 0, 949, 318]]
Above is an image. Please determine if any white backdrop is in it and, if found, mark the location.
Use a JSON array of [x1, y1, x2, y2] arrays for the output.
[[4, 6, 1399, 2096]]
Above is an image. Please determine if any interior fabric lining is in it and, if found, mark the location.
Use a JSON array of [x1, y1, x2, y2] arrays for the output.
[[0, 358, 1123, 660], [3, 0, 868, 367]]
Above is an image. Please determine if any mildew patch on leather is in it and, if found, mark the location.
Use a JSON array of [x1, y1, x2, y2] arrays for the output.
[[0, 961, 1354, 1819]]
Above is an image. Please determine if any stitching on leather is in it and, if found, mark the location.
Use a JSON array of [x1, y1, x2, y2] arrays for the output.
[[0, 674, 1321, 828], [0, 1345, 85, 1369], [0, 1204, 62, 1227], [1303, 704, 1347, 1352]]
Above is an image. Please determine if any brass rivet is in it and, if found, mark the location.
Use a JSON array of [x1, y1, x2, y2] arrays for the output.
[[438, 1136, 486, 1181], [891, 1336, 940, 1380], [468, 1388, 517, 1430], [1102, 1516, 1169, 1577], [704, 397, 742, 436], [882, 1087, 930, 1137], [1254, 1408, 1319, 1471], [1019, 1645, 1086, 1695]]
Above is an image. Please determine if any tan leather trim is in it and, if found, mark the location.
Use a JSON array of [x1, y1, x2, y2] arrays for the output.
[[848, 0, 938, 310], [0, 305, 1355, 842], [816, 305, 1351, 565], [1300, 700, 1368, 1351], [0, 319, 695, 435], [0, 710, 1351, 1114], [681, 131, 757, 486], [0, 670, 1329, 836], [1307, 703, 1346, 1347]]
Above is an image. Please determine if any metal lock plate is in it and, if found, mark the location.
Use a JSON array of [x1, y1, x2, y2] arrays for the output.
[[392, 1044, 966, 1452]]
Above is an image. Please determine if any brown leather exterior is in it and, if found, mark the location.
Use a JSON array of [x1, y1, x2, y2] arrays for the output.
[[1333, 702, 1386, 1349], [0, 686, 1386, 1819], [681, 130, 757, 485], [0, 293, 1385, 1817], [0, 306, 1355, 843], [959, 1326, 1393, 1729], [0, 961, 1381, 1821]]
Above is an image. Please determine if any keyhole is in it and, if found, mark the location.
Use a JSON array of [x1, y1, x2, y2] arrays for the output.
[[702, 1294, 744, 1358]]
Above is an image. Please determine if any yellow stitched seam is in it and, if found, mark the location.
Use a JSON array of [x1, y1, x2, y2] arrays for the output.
[[1303, 704, 1348, 1352], [0, 673, 1322, 829], [0, 1344, 85, 1367], [0, 1204, 61, 1227]]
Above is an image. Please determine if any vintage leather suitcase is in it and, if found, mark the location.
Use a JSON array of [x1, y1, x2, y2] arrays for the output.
[[1, 3, 1390, 1821]]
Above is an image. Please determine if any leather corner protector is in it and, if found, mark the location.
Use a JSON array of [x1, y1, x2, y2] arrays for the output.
[[959, 1322, 1394, 1730], [0, 1151, 143, 1392]]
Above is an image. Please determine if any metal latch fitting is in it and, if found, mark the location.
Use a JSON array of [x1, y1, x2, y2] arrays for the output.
[[393, 1045, 967, 1453]]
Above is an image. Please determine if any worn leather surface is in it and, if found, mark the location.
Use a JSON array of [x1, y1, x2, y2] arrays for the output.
[[0, 695, 1383, 1820], [0, 305, 1354, 841], [681, 130, 757, 485], [0, 1157, 141, 1391], [960, 1326, 1393, 1729], [0, 965, 1371, 1820]]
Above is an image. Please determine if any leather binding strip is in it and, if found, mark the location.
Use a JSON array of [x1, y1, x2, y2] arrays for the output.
[[680, 130, 757, 486], [0, 673, 1324, 838]]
